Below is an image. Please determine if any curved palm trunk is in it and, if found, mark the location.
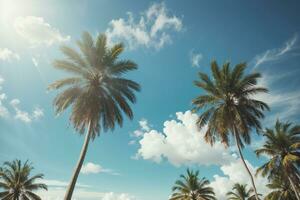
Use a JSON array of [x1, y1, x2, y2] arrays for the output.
[[287, 175, 300, 200], [233, 128, 259, 200], [64, 122, 92, 200]]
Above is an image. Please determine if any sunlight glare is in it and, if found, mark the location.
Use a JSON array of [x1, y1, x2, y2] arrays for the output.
[[0, 0, 31, 21]]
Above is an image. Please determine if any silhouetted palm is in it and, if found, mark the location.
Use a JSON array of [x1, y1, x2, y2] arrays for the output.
[[48, 32, 140, 199], [0, 160, 47, 200], [226, 183, 258, 200], [265, 174, 297, 200], [256, 120, 300, 200], [192, 61, 269, 200], [170, 169, 216, 200]]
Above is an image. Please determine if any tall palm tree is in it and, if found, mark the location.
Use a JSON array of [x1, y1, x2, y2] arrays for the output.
[[0, 159, 47, 200], [48, 32, 140, 199], [192, 61, 269, 200], [226, 183, 258, 200], [255, 120, 300, 200], [265, 174, 297, 200], [170, 169, 216, 200]]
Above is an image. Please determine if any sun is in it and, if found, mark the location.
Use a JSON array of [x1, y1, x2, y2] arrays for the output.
[[0, 0, 31, 22]]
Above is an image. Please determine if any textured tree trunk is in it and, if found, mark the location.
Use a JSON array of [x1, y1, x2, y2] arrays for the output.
[[288, 175, 300, 200], [233, 128, 259, 200], [64, 122, 92, 200]]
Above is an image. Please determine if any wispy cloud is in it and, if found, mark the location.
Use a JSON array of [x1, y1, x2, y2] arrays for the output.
[[37, 180, 135, 200], [105, 2, 182, 50], [189, 50, 203, 67], [0, 48, 20, 61], [252, 34, 300, 123], [252, 34, 298, 69], [42, 179, 90, 188], [14, 16, 70, 47], [81, 162, 120, 176], [0, 76, 9, 118], [32, 57, 39, 66], [10, 98, 44, 123]]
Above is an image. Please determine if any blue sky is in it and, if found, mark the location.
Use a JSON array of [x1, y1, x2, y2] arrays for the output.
[[1, 0, 300, 199]]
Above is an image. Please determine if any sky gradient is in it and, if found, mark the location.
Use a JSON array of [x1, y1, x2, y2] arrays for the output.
[[1, 0, 300, 199]]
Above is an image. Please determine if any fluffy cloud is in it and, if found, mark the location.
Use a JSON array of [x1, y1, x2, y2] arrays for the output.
[[0, 48, 20, 61], [135, 111, 235, 166], [81, 162, 119, 175], [189, 51, 203, 67], [105, 2, 182, 50], [14, 16, 70, 47], [10, 98, 44, 123], [252, 34, 297, 69], [210, 159, 269, 199]]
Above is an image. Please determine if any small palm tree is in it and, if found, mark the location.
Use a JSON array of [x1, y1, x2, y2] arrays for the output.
[[226, 183, 258, 200], [192, 61, 269, 200], [48, 32, 140, 199], [265, 174, 297, 200], [0, 159, 47, 199], [256, 120, 300, 200], [170, 169, 216, 200]]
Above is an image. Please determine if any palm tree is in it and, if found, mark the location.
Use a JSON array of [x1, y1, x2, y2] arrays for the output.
[[226, 183, 258, 200], [265, 174, 297, 200], [192, 61, 269, 200], [48, 32, 140, 199], [255, 120, 300, 200], [0, 159, 47, 199], [170, 169, 216, 200]]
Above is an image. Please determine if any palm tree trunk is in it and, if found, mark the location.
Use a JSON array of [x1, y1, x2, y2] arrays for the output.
[[64, 121, 92, 200], [288, 175, 300, 200], [233, 127, 259, 200]]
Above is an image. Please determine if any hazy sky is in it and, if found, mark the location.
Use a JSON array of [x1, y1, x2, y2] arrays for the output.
[[1, 0, 300, 199]]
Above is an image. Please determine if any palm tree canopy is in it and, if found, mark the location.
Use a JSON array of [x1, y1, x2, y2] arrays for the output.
[[0, 159, 47, 200], [192, 61, 269, 147], [170, 169, 216, 200], [226, 183, 257, 200], [265, 174, 297, 200], [48, 32, 140, 139], [255, 120, 300, 179]]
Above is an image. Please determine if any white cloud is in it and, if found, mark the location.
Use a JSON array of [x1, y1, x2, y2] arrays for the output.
[[42, 179, 90, 188], [10, 98, 44, 123], [14, 16, 70, 47], [37, 180, 135, 200], [189, 51, 203, 67], [210, 159, 269, 199], [32, 57, 39, 66], [0, 48, 20, 61], [0, 76, 9, 117], [131, 119, 151, 139], [102, 192, 136, 200], [139, 118, 150, 132], [135, 110, 235, 166], [252, 34, 298, 69], [253, 71, 300, 123], [33, 107, 44, 119], [81, 162, 119, 175], [105, 2, 182, 50]]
